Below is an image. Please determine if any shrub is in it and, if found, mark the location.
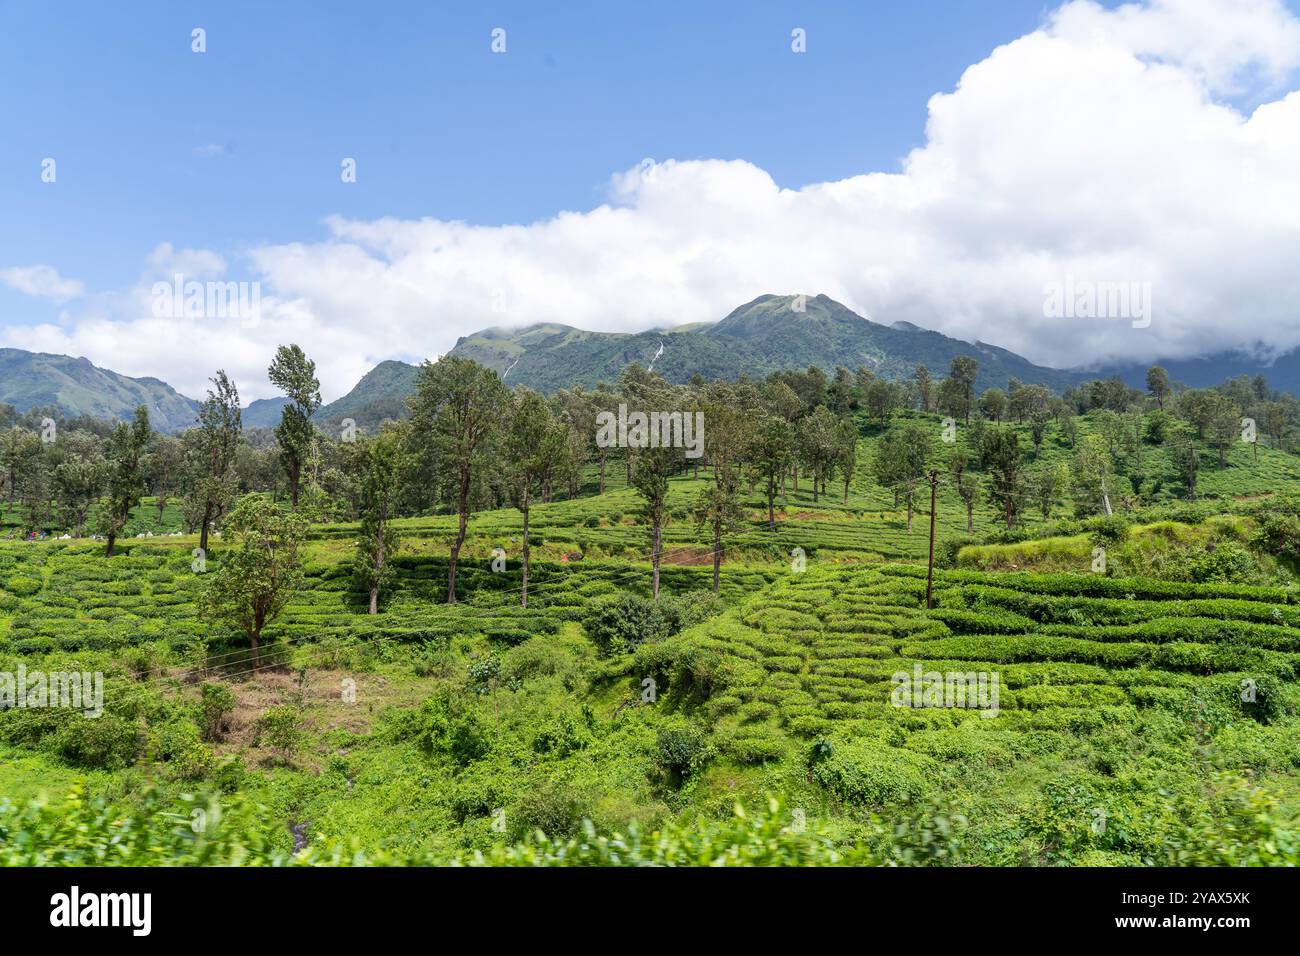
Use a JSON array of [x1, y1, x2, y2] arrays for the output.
[[655, 720, 712, 784], [812, 741, 934, 808], [509, 781, 589, 841], [199, 682, 237, 743], [255, 706, 303, 759], [53, 713, 142, 770], [583, 593, 670, 655]]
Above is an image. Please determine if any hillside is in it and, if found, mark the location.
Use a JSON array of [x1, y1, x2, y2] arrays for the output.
[[449, 294, 1085, 396], [315, 359, 422, 429], [0, 348, 199, 433], [4, 405, 1300, 866]]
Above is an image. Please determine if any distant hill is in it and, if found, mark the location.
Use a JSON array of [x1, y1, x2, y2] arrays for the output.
[[448, 294, 1084, 394], [8, 293, 1300, 433], [0, 348, 199, 432], [315, 360, 422, 429], [241, 396, 291, 430], [1093, 348, 1300, 396]]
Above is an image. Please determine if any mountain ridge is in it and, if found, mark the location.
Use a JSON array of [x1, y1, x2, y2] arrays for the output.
[[6, 294, 1298, 431]]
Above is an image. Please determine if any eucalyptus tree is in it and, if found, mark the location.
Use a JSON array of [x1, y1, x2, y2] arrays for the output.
[[503, 389, 568, 606], [692, 398, 751, 593], [268, 345, 321, 510], [189, 371, 243, 552], [873, 423, 931, 531], [750, 415, 792, 531], [835, 417, 859, 505], [52, 431, 105, 537], [99, 407, 151, 556], [350, 427, 407, 614], [408, 356, 509, 604]]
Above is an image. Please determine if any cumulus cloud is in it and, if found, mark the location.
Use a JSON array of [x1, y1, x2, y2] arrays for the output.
[[4, 0, 1300, 400], [0, 264, 84, 303]]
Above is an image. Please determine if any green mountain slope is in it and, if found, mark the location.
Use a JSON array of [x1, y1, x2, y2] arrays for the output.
[[0, 348, 199, 432], [449, 294, 1084, 396], [315, 359, 422, 429]]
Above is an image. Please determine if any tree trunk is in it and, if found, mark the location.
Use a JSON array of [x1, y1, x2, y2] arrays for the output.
[[925, 473, 938, 609], [843, 479, 850, 505], [712, 515, 722, 594], [105, 529, 116, 558], [199, 501, 213, 554], [598, 456, 606, 495], [448, 467, 470, 604], [768, 476, 776, 531], [965, 500, 973, 535], [521, 490, 530, 608], [651, 517, 662, 600], [369, 586, 379, 615]]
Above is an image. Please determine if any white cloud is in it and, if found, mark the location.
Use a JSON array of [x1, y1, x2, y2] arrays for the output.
[[4, 0, 1300, 400], [0, 264, 84, 303]]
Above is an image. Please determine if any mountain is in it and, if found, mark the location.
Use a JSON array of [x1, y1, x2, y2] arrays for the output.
[[10, 295, 1300, 433], [449, 294, 1083, 394], [315, 360, 422, 429], [0, 348, 199, 432], [241, 396, 291, 429], [1092, 348, 1300, 397]]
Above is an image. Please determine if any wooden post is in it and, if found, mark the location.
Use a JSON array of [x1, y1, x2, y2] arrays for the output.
[[925, 470, 938, 610]]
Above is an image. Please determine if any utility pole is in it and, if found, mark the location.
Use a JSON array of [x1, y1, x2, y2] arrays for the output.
[[925, 469, 939, 610]]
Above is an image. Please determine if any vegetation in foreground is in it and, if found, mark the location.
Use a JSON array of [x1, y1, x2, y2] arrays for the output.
[[3, 349, 1300, 865]]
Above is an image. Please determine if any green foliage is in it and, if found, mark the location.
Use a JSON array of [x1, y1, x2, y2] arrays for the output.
[[199, 682, 236, 742], [254, 706, 303, 759]]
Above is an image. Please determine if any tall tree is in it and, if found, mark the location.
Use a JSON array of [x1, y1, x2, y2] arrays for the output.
[[1071, 434, 1116, 516], [798, 406, 839, 502], [203, 494, 307, 668], [692, 400, 750, 593], [408, 357, 509, 603], [351, 428, 406, 614], [503, 390, 567, 607], [751, 415, 791, 531], [835, 417, 859, 505], [949, 446, 979, 535], [268, 345, 321, 510], [1146, 366, 1170, 410], [874, 423, 931, 531], [914, 364, 933, 413], [632, 444, 675, 600], [1032, 463, 1068, 520], [984, 427, 1026, 529], [99, 407, 151, 556], [190, 371, 243, 552], [1170, 429, 1201, 500], [52, 432, 104, 537], [1207, 394, 1241, 468], [948, 356, 979, 424]]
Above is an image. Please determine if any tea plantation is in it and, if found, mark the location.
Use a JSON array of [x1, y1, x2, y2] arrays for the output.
[[2, 410, 1300, 866]]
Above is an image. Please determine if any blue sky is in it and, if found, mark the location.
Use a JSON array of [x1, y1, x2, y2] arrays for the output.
[[0, 0, 1094, 324], [2, 0, 1298, 401]]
